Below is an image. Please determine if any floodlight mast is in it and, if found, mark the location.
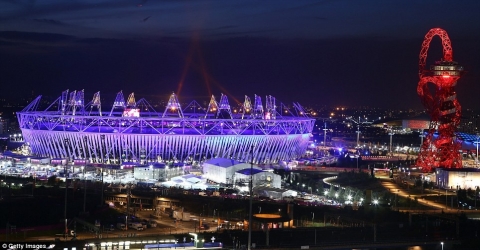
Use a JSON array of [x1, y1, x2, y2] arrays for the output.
[[388, 127, 395, 157], [347, 116, 361, 148], [323, 122, 328, 152]]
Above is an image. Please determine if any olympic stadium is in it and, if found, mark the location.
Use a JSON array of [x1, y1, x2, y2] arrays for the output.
[[17, 90, 315, 165]]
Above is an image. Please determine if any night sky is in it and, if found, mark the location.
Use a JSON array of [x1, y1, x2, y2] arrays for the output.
[[1, 0, 480, 109]]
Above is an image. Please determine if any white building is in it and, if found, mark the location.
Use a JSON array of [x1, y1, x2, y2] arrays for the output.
[[202, 158, 282, 192], [234, 168, 282, 191], [163, 174, 209, 190], [436, 168, 480, 190], [202, 158, 259, 185], [134, 163, 184, 181]]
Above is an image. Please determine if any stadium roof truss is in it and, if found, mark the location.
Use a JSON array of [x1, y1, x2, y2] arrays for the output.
[[18, 113, 313, 136], [18, 91, 315, 164]]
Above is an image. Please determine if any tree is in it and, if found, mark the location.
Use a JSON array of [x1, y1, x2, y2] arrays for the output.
[[47, 175, 58, 186], [414, 179, 422, 188], [328, 186, 336, 197], [316, 183, 324, 195]]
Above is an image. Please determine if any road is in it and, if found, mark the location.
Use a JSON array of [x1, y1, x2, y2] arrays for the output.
[[22, 208, 220, 242]]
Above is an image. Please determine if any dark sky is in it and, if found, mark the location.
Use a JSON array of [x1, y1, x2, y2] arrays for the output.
[[1, 0, 480, 109]]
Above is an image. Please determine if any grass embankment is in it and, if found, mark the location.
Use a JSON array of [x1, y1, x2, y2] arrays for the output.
[[332, 170, 385, 190], [329, 170, 433, 210]]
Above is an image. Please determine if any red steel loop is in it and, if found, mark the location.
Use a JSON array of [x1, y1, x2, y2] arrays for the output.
[[418, 28, 453, 77]]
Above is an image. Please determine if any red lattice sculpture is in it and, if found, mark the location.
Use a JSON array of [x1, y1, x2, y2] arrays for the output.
[[416, 28, 464, 172]]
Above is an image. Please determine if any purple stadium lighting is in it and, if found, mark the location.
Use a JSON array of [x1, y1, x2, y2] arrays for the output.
[[18, 91, 315, 165]]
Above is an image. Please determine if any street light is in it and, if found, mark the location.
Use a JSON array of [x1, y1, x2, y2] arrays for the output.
[[62, 138, 69, 241], [100, 134, 105, 206], [355, 123, 361, 148], [419, 133, 425, 148], [83, 166, 87, 213], [474, 134, 480, 167], [248, 145, 255, 250], [441, 241, 444, 250], [64, 162, 68, 241], [476, 186, 479, 209], [355, 154, 359, 170], [126, 183, 131, 220], [394, 190, 399, 209], [445, 189, 448, 210]]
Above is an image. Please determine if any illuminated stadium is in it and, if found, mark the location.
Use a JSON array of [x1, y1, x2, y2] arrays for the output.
[[17, 90, 315, 165]]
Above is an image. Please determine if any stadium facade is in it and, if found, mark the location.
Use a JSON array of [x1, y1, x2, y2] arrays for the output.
[[17, 90, 315, 165]]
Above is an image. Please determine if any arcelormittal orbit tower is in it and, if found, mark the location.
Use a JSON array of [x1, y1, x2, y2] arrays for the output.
[[416, 28, 464, 172]]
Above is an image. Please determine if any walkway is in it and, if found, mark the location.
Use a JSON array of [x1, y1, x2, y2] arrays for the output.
[[378, 173, 480, 215]]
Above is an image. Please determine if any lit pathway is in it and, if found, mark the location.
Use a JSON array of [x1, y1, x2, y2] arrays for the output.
[[379, 174, 480, 214], [324, 171, 480, 215]]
